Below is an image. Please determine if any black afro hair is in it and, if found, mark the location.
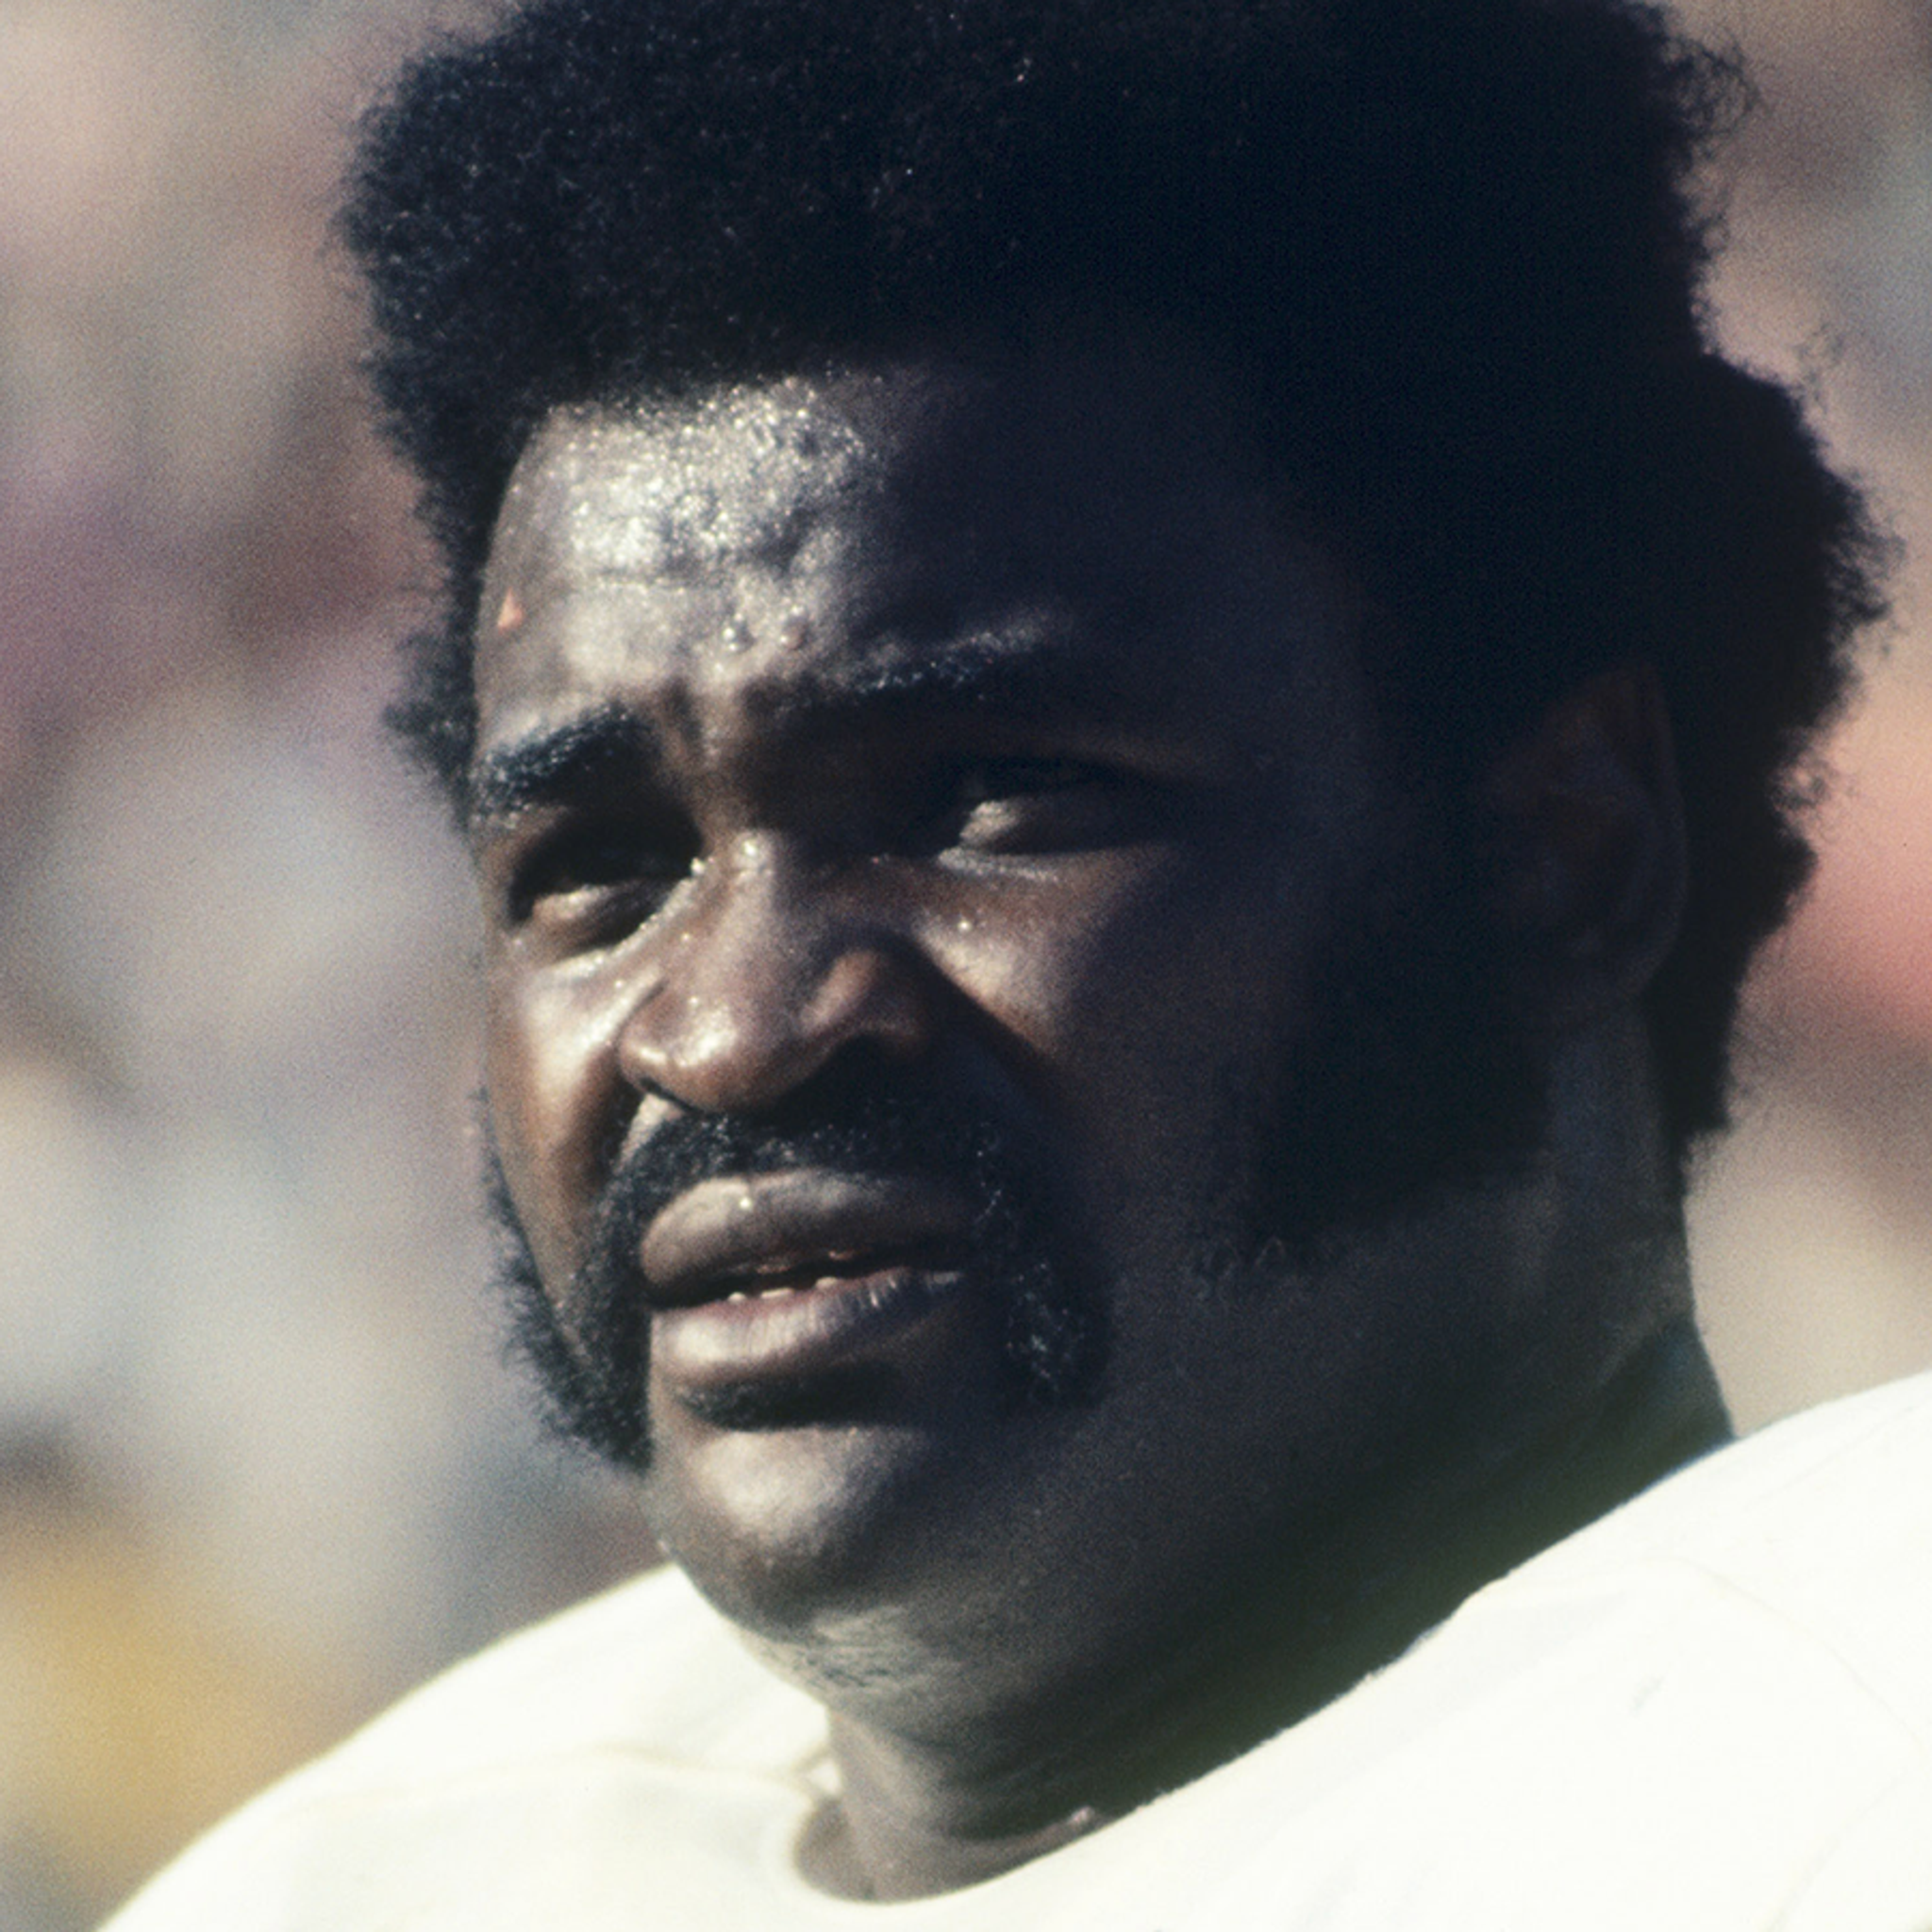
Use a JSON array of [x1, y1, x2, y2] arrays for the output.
[[342, 0, 1890, 1158]]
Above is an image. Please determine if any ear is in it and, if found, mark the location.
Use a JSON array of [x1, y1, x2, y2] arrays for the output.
[[1481, 661, 1687, 1026]]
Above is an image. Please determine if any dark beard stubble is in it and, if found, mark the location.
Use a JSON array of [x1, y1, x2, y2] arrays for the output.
[[487, 824, 1548, 1474]]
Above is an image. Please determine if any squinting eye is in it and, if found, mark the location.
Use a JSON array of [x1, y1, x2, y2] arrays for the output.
[[507, 825, 697, 935], [939, 758, 1152, 856]]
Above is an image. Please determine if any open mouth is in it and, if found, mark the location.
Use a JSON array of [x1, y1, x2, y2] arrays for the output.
[[640, 1172, 981, 1402], [641, 1168, 972, 1304], [710, 1239, 962, 1304]]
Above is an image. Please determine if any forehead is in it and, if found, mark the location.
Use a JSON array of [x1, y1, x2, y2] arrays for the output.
[[474, 356, 1368, 770], [487, 376, 892, 595]]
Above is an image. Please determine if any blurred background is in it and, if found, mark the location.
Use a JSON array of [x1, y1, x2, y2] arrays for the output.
[[0, 0, 1926, 1924]]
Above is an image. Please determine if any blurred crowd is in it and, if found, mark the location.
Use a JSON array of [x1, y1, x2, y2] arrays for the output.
[[0, 1, 1927, 1925]]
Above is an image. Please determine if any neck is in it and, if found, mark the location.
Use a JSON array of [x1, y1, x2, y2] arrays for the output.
[[803, 1017, 1729, 1900], [807, 1334, 1728, 1901]]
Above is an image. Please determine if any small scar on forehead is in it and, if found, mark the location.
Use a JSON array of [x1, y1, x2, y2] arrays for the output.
[[496, 590, 527, 635]]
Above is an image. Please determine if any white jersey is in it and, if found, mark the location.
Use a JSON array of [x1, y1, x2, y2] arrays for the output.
[[106, 1371, 1932, 1931]]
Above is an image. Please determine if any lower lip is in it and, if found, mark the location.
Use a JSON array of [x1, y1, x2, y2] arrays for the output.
[[648, 1264, 971, 1399]]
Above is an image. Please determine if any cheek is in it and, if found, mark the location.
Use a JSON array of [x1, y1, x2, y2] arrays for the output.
[[921, 850, 1315, 1191], [482, 953, 632, 1284]]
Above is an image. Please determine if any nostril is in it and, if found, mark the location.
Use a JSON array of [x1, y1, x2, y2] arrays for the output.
[[613, 928, 935, 1114]]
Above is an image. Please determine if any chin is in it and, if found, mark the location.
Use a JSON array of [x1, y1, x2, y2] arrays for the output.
[[640, 1404, 1005, 1636]]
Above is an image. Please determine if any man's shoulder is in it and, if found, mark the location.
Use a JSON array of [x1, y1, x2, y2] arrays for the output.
[[100, 1563, 827, 1930], [1520, 1360, 1932, 1629], [1132, 1370, 1932, 1930], [305, 1559, 824, 1784], [275, 1558, 823, 1791], [1591, 1356, 1932, 1525], [1467, 1364, 1932, 1755], [102, 1370, 1932, 1931]]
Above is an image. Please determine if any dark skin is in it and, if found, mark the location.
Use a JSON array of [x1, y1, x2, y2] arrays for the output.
[[471, 349, 1728, 1900]]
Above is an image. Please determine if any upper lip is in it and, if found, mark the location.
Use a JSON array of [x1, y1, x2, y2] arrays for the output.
[[639, 1169, 974, 1309]]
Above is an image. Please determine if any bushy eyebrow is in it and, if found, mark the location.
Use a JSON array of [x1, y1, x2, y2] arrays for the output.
[[465, 638, 1119, 829], [824, 632, 1101, 719], [466, 704, 656, 827]]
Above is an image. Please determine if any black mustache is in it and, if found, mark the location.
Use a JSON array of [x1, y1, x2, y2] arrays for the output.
[[587, 1067, 1027, 1286], [562, 1064, 1043, 1431], [491, 1058, 1105, 1469]]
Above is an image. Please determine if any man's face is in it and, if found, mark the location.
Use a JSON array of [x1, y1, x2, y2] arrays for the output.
[[471, 353, 1541, 1724]]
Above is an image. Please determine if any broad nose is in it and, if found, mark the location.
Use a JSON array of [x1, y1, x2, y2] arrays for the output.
[[614, 839, 934, 1114]]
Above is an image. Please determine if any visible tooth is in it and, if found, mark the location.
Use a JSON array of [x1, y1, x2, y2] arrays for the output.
[[757, 1285, 795, 1300], [726, 1291, 750, 1304], [814, 1274, 841, 1291], [826, 1249, 859, 1264]]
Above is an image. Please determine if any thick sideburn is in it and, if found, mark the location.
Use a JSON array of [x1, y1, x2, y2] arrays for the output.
[[1243, 818, 1550, 1272]]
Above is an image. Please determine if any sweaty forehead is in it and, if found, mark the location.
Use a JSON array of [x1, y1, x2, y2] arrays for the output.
[[489, 375, 910, 596], [475, 357, 1369, 765]]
